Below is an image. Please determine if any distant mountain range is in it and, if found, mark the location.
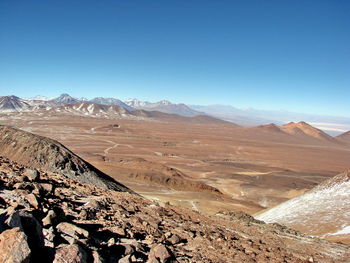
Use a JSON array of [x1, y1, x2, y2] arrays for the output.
[[125, 98, 203, 117], [90, 97, 134, 111], [1, 93, 349, 136], [0, 94, 202, 117]]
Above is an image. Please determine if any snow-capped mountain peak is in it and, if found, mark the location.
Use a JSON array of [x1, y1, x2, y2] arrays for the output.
[[124, 98, 203, 117], [0, 95, 31, 112], [26, 95, 52, 101], [52, 93, 79, 104], [125, 98, 150, 108], [90, 97, 134, 111], [157, 100, 172, 106]]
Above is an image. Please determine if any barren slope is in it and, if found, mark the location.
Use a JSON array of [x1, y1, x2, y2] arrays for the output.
[[0, 157, 349, 262], [337, 131, 350, 143], [131, 109, 236, 125], [100, 157, 222, 195], [281, 122, 338, 142], [0, 125, 130, 192]]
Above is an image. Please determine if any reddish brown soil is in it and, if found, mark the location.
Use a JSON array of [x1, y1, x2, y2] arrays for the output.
[[1, 112, 350, 244]]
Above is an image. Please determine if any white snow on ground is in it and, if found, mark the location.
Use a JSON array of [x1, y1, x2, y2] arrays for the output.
[[327, 226, 350, 236], [77, 103, 84, 111], [255, 179, 350, 236], [87, 104, 95, 114]]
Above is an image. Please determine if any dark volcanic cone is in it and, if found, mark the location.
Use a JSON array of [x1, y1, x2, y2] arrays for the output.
[[0, 125, 131, 192]]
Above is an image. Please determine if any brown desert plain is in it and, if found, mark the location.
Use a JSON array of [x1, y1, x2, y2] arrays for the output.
[[1, 107, 350, 244]]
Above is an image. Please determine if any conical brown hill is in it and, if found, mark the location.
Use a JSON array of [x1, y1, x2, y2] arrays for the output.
[[337, 130, 350, 142], [281, 121, 337, 142]]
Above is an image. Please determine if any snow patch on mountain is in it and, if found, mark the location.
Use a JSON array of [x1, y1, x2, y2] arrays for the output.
[[327, 226, 350, 236], [0, 96, 31, 112], [90, 97, 133, 111], [255, 171, 350, 237], [26, 95, 52, 101], [125, 98, 203, 117]]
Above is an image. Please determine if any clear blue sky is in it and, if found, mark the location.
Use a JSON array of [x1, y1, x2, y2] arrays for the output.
[[0, 0, 349, 116]]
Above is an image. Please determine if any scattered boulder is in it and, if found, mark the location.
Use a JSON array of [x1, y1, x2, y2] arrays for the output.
[[53, 244, 87, 263], [42, 210, 57, 226], [56, 222, 89, 243], [0, 227, 31, 263], [23, 168, 39, 182], [40, 183, 53, 195], [148, 244, 173, 263], [118, 255, 131, 263], [43, 227, 55, 248], [167, 234, 181, 245], [26, 193, 39, 209]]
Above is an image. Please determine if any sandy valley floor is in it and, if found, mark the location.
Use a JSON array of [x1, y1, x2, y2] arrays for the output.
[[2, 112, 350, 218]]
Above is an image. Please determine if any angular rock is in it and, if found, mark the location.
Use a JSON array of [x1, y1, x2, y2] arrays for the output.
[[40, 183, 53, 195], [43, 227, 55, 248], [92, 251, 105, 263], [26, 193, 39, 209], [118, 255, 131, 263], [0, 227, 31, 263], [56, 222, 89, 243], [168, 234, 181, 245], [53, 244, 87, 263], [42, 210, 56, 226], [23, 168, 39, 182], [148, 244, 173, 263], [108, 226, 126, 236]]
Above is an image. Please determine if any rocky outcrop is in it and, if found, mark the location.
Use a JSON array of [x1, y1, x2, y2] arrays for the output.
[[0, 125, 130, 192], [0, 156, 349, 262]]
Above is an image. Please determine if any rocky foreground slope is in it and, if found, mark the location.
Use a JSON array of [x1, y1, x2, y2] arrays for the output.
[[0, 157, 350, 263], [0, 125, 130, 192]]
